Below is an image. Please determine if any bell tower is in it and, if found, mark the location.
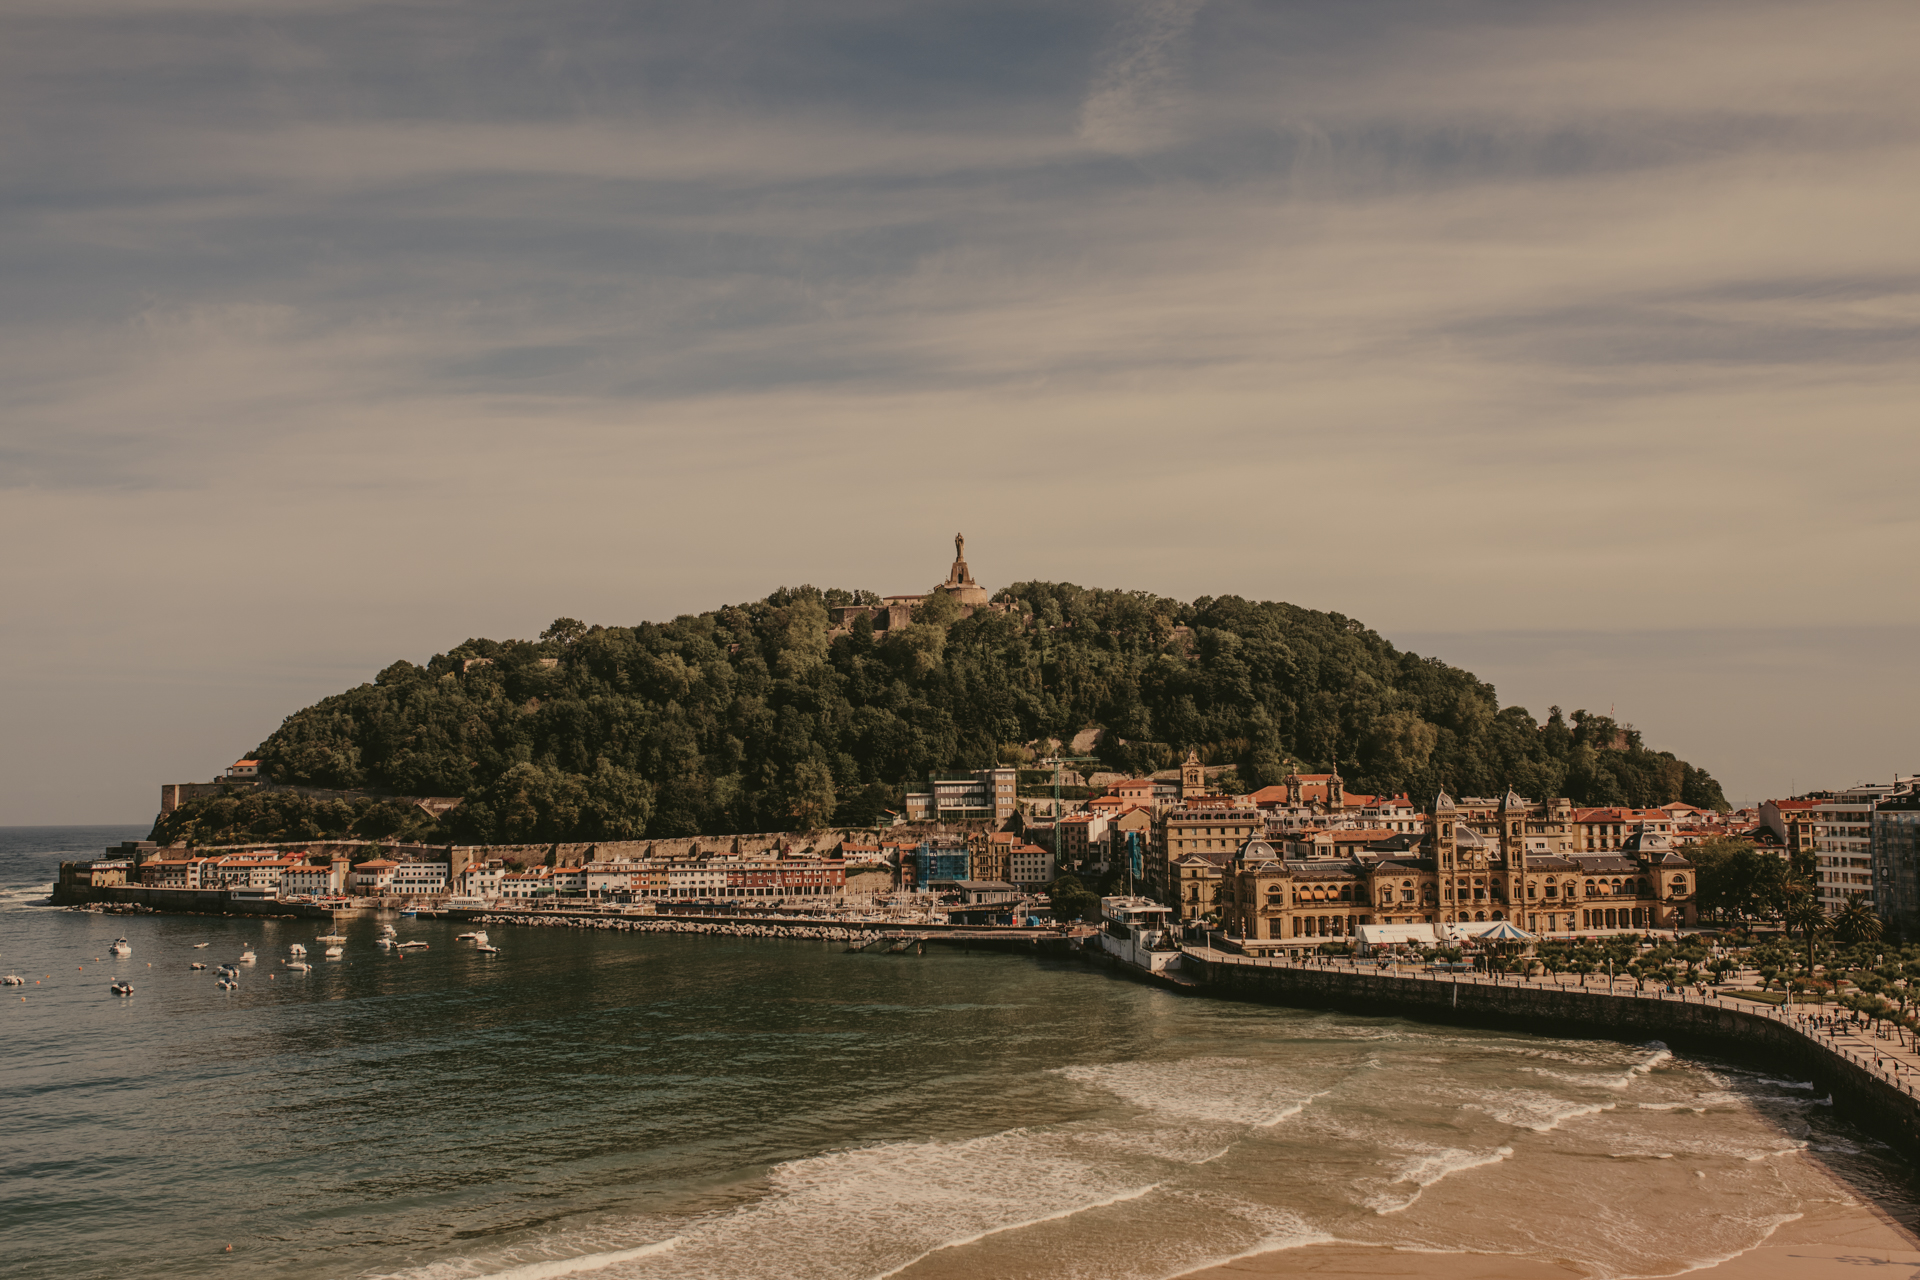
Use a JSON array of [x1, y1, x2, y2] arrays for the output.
[[1181, 749, 1206, 800]]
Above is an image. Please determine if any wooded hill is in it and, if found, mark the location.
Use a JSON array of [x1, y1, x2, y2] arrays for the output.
[[150, 583, 1728, 846]]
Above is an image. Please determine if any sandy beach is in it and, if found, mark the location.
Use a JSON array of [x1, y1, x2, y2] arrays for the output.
[[1180, 1191, 1920, 1280]]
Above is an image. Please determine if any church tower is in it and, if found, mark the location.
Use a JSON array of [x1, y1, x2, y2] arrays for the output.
[[1181, 749, 1206, 800]]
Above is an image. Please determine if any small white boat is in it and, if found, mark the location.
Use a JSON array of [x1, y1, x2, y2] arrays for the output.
[[110, 980, 133, 995], [109, 938, 132, 957], [217, 978, 237, 990], [286, 962, 311, 973], [471, 931, 489, 946], [379, 923, 397, 937], [238, 950, 257, 964], [394, 940, 429, 951], [192, 943, 210, 950], [289, 944, 307, 957], [2, 975, 24, 986], [189, 963, 208, 971], [324, 945, 343, 958], [316, 934, 346, 944], [455, 932, 476, 941], [374, 937, 395, 949], [476, 944, 501, 955]]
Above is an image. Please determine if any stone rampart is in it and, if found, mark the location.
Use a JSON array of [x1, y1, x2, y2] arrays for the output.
[[1180, 949, 1920, 1162]]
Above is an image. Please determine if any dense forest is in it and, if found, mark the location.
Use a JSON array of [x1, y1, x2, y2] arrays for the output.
[[150, 583, 1728, 846]]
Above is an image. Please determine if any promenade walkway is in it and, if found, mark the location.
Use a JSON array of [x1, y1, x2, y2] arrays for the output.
[[1182, 946, 1920, 1101]]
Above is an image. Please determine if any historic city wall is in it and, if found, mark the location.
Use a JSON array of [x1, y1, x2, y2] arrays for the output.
[[1179, 950, 1920, 1162]]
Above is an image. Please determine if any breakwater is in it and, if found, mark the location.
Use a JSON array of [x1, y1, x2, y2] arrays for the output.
[[50, 884, 350, 918], [1178, 946, 1920, 1163], [467, 908, 1084, 953]]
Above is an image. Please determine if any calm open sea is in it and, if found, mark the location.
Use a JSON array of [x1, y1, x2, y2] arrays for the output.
[[3, 825, 1917, 1280]]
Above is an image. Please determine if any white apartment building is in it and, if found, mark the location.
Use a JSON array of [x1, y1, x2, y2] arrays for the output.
[[459, 865, 505, 899], [1815, 784, 1892, 913], [280, 862, 346, 897], [389, 862, 451, 897]]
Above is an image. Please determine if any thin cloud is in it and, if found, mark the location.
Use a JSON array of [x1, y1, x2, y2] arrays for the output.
[[1077, 0, 1208, 152]]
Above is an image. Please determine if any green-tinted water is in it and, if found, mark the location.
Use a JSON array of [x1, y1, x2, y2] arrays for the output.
[[3, 832, 1915, 1280]]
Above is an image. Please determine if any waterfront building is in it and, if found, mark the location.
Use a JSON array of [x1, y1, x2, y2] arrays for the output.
[[1813, 784, 1891, 913], [351, 859, 399, 894], [1157, 798, 1261, 920], [911, 841, 971, 889], [1572, 808, 1675, 852], [280, 861, 346, 897], [1871, 783, 1920, 931], [1219, 811, 1697, 947], [459, 863, 505, 899], [969, 830, 1017, 882], [1007, 842, 1054, 889], [389, 862, 451, 897], [209, 850, 307, 889]]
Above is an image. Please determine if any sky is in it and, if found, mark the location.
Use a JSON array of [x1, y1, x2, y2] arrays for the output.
[[2, 0, 1917, 824]]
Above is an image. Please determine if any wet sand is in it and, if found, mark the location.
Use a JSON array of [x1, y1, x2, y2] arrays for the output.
[[1179, 1195, 1920, 1280]]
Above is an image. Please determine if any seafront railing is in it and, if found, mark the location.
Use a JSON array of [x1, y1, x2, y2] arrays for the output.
[[1180, 946, 1920, 1102]]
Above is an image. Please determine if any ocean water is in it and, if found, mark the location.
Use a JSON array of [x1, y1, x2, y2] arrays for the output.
[[3, 825, 1917, 1280]]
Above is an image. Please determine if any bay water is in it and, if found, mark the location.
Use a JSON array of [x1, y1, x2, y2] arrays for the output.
[[4, 826, 1916, 1279]]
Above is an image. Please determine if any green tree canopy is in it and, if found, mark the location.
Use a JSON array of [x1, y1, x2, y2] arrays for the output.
[[214, 584, 1727, 844]]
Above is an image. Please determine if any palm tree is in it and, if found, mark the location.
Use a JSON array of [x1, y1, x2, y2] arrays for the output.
[[1783, 894, 1830, 999], [1833, 894, 1883, 947]]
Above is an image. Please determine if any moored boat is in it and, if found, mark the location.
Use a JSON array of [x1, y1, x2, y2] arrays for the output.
[[324, 945, 343, 958], [110, 980, 133, 995], [109, 938, 132, 957], [286, 962, 311, 972], [394, 940, 428, 950], [238, 950, 256, 964], [288, 943, 306, 957], [316, 934, 346, 944]]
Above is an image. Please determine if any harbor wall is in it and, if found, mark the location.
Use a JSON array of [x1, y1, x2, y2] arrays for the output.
[[1179, 951, 1920, 1162], [49, 884, 349, 919]]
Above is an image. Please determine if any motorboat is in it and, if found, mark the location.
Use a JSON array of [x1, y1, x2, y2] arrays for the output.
[[394, 940, 429, 950], [476, 943, 501, 955], [110, 980, 133, 995], [238, 950, 257, 964], [471, 931, 489, 946], [398, 908, 419, 918], [455, 932, 476, 941], [288, 943, 307, 957], [216, 963, 239, 977], [2, 975, 24, 986], [189, 962, 208, 971], [192, 943, 210, 950], [378, 923, 397, 936], [324, 945, 343, 958], [109, 938, 132, 957], [286, 962, 311, 973], [216, 978, 238, 990], [316, 934, 346, 944], [374, 936, 395, 949]]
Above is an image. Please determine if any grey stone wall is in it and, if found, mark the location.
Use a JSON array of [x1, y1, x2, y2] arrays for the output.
[[1182, 952, 1920, 1162]]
